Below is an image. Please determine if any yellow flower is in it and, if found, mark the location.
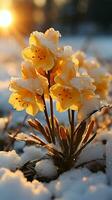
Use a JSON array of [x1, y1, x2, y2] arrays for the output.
[[78, 90, 100, 120], [50, 84, 81, 112], [21, 61, 37, 79], [50, 46, 78, 84], [73, 50, 100, 69], [9, 62, 48, 115], [22, 28, 61, 71], [83, 59, 100, 69], [41, 45, 75, 85], [70, 76, 96, 91], [57, 46, 73, 58], [21, 61, 48, 96], [50, 68, 100, 119], [73, 51, 111, 100], [72, 51, 85, 67], [87, 67, 111, 99], [9, 92, 43, 116], [54, 59, 77, 85], [81, 59, 111, 99], [45, 28, 61, 45]]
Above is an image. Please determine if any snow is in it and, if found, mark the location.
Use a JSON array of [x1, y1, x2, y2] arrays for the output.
[[61, 36, 112, 59], [0, 150, 21, 170], [96, 131, 112, 143], [76, 142, 105, 166], [35, 159, 57, 178], [0, 117, 8, 130], [47, 168, 111, 200], [77, 130, 112, 166], [0, 168, 51, 200], [20, 145, 46, 166], [106, 141, 112, 185], [13, 140, 26, 152], [0, 167, 112, 200], [0, 131, 112, 199], [0, 146, 45, 170]]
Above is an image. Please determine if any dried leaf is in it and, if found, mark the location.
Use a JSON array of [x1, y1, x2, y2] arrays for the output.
[[59, 126, 69, 155], [73, 121, 86, 153], [28, 119, 50, 142], [45, 144, 63, 158], [44, 125, 51, 142], [9, 133, 39, 145], [30, 133, 47, 146], [82, 120, 94, 144], [74, 133, 97, 159], [59, 126, 67, 140], [54, 116, 59, 130]]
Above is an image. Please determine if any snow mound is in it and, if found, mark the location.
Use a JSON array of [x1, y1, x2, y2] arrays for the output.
[[96, 130, 112, 143], [77, 130, 112, 166], [77, 142, 105, 166], [106, 141, 112, 185], [35, 159, 57, 178], [0, 150, 21, 170], [0, 167, 111, 200], [0, 146, 46, 170], [47, 168, 112, 200], [20, 146, 46, 166], [0, 168, 51, 200]]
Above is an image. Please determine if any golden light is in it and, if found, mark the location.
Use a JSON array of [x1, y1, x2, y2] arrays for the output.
[[0, 10, 13, 28], [54, 0, 67, 6], [34, 0, 46, 7]]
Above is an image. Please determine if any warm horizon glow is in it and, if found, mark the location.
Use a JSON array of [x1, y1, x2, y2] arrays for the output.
[[34, 0, 46, 7], [0, 9, 13, 28]]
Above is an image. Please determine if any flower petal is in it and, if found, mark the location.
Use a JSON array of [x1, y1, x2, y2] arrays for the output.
[[50, 84, 81, 111]]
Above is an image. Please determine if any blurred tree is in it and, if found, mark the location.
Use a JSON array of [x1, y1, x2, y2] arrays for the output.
[[89, 0, 112, 31], [44, 0, 59, 30], [2, 0, 112, 35]]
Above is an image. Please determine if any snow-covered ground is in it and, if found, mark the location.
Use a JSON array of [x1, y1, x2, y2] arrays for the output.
[[0, 35, 112, 200], [0, 130, 111, 200], [62, 36, 112, 58]]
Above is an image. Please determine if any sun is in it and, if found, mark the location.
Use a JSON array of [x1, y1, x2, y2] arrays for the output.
[[0, 10, 13, 28]]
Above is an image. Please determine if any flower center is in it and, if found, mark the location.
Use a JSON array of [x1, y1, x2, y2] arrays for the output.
[[33, 47, 47, 61]]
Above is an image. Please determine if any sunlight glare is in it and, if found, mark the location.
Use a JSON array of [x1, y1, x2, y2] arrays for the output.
[[0, 10, 13, 28]]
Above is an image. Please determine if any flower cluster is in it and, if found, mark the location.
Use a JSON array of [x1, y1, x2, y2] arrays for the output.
[[73, 51, 111, 99], [9, 28, 111, 119], [9, 28, 111, 174]]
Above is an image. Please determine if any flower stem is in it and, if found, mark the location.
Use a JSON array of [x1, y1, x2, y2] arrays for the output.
[[70, 110, 75, 154], [68, 109, 71, 125], [47, 71, 55, 144], [71, 110, 75, 136], [42, 95, 53, 143]]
